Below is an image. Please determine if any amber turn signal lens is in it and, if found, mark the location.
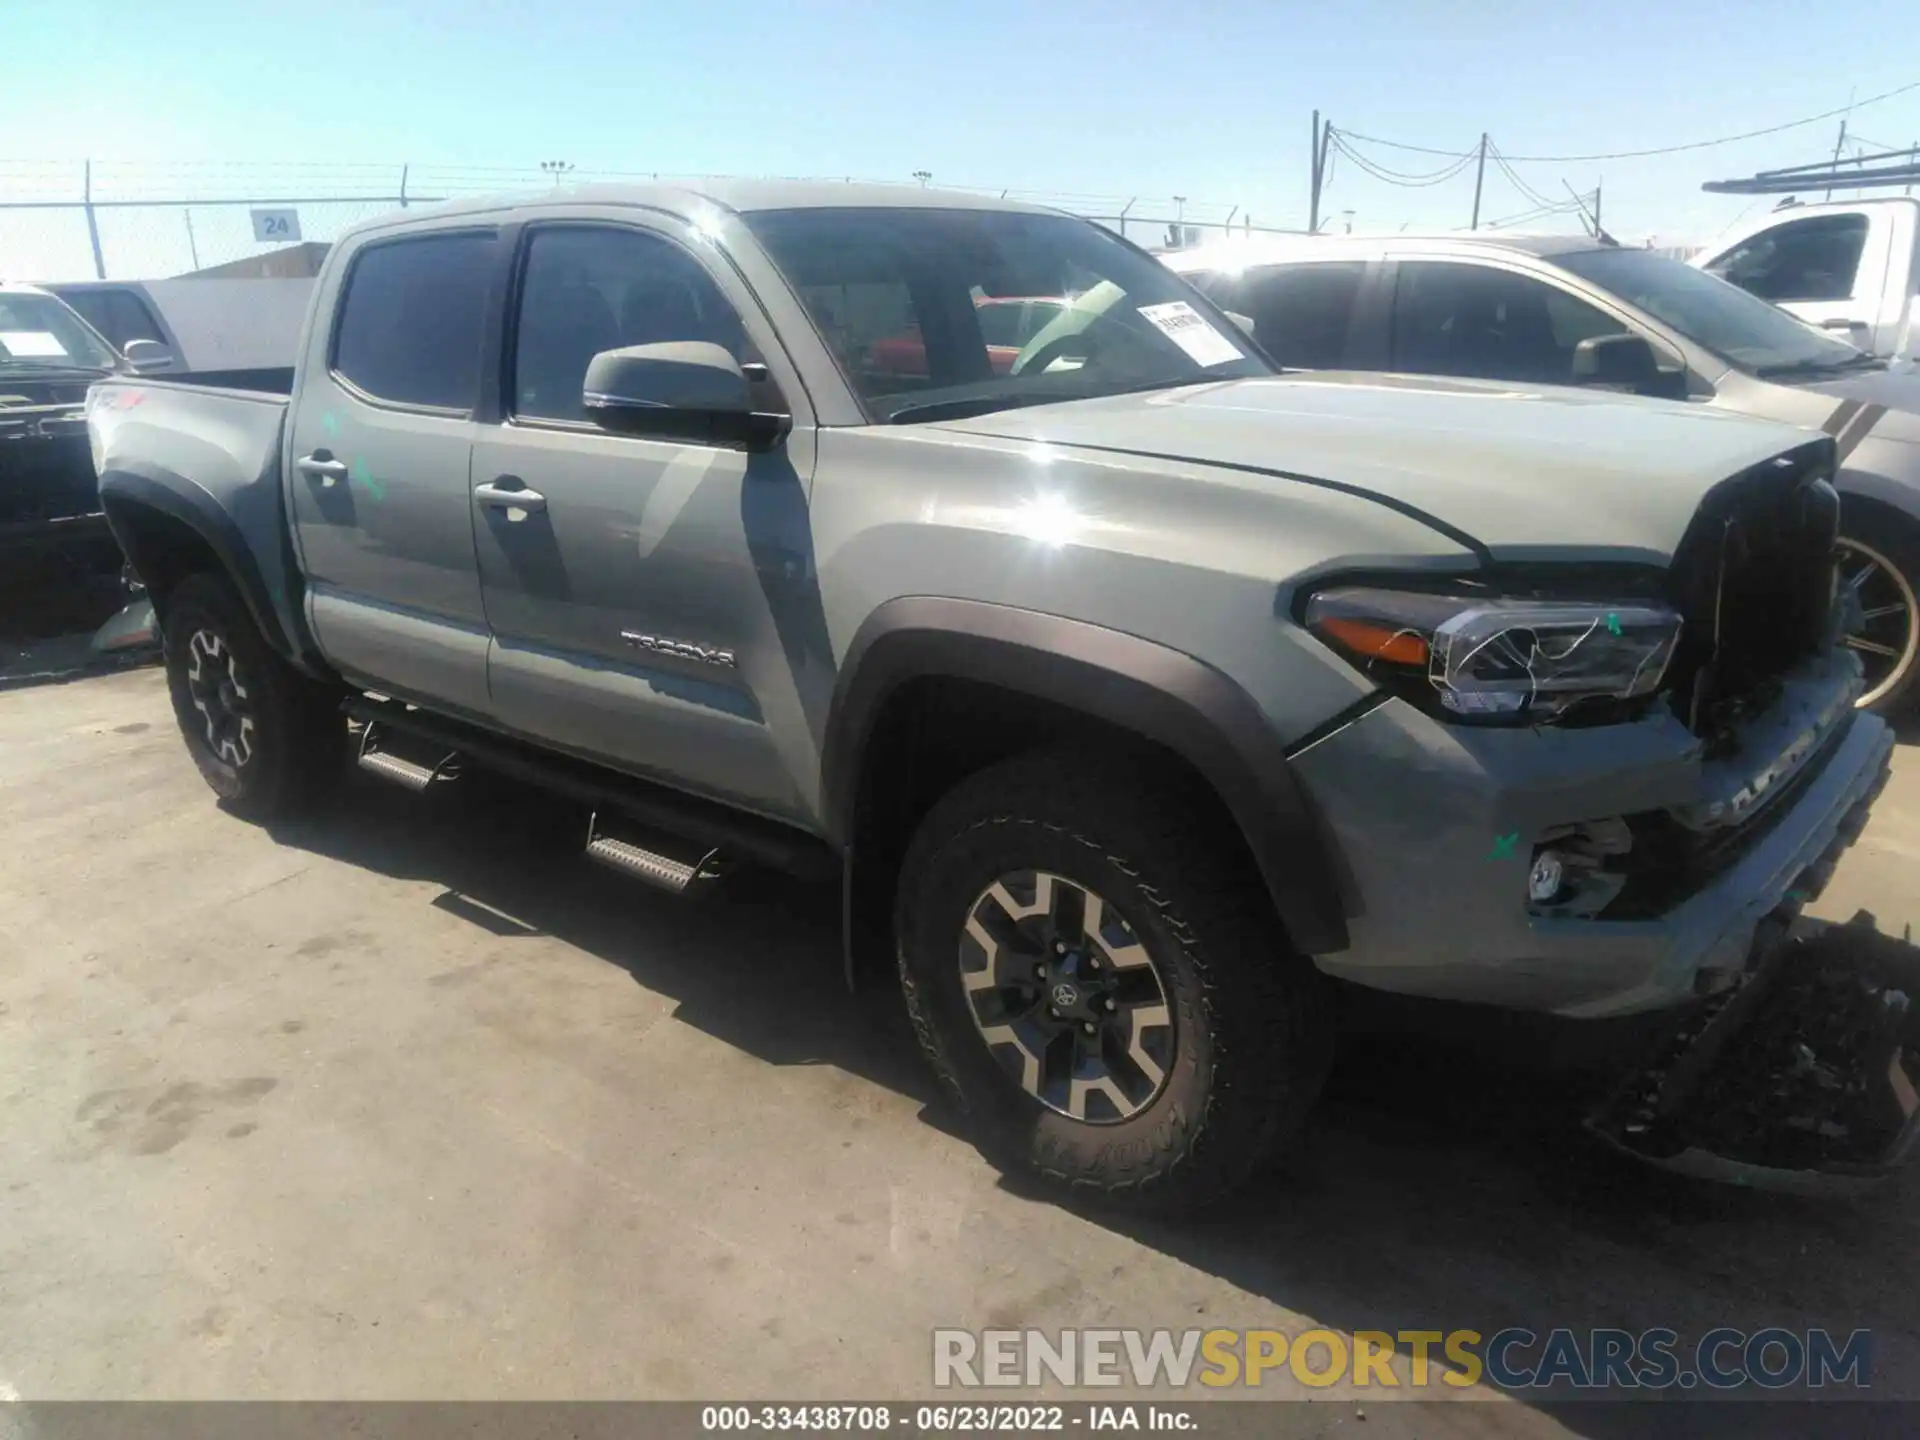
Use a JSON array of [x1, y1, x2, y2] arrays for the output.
[[1313, 615, 1431, 667]]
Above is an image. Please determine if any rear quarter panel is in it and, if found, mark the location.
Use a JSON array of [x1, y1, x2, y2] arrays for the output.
[[90, 378, 306, 652]]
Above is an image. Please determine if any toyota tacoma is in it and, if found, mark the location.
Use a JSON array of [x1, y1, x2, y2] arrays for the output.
[[88, 183, 1903, 1211]]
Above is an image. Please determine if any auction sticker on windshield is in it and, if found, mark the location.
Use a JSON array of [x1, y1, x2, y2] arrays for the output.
[[0, 331, 69, 359], [1136, 302, 1242, 367]]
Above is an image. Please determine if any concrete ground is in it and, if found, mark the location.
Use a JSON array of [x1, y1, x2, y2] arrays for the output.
[[2, 665, 1918, 1435]]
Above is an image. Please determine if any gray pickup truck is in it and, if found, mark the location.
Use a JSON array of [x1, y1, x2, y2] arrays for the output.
[[88, 183, 1902, 1210]]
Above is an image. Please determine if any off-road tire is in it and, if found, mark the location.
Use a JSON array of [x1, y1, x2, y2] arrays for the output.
[[895, 751, 1333, 1214], [160, 572, 344, 819]]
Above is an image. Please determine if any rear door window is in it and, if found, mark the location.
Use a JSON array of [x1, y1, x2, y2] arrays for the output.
[[1208, 262, 1366, 368], [331, 232, 496, 411], [1704, 214, 1871, 303]]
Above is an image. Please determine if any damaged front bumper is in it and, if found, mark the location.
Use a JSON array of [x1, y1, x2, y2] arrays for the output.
[[1589, 913, 1920, 1194]]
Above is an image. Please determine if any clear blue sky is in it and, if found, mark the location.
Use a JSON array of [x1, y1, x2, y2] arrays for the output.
[[4, 0, 1918, 277]]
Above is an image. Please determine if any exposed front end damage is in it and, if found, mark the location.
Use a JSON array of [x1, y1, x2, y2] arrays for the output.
[[1590, 913, 1920, 1194]]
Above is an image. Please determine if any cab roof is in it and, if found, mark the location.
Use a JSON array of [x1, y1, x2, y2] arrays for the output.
[[366, 179, 1064, 227]]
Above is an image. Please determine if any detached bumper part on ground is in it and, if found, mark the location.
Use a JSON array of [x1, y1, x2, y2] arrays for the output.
[[1592, 912, 1920, 1193]]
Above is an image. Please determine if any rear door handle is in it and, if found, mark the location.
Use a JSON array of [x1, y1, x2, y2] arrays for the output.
[[474, 478, 547, 514], [297, 451, 348, 487]]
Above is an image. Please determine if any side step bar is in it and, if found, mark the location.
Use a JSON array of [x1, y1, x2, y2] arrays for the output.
[[584, 812, 724, 895], [341, 694, 838, 883], [356, 720, 460, 792]]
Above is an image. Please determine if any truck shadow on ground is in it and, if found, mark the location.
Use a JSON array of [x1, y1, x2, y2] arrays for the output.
[[269, 766, 1919, 1439]]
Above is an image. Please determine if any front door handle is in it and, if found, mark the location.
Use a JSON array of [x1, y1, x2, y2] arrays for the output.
[[474, 478, 547, 514], [297, 451, 348, 487]]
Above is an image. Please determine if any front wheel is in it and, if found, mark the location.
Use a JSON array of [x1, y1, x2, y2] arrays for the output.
[[160, 572, 344, 819], [895, 752, 1332, 1214], [1837, 523, 1920, 715]]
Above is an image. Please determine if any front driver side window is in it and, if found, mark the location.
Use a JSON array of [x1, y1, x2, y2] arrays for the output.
[[1705, 214, 1870, 304], [513, 226, 755, 423], [1391, 261, 1628, 385]]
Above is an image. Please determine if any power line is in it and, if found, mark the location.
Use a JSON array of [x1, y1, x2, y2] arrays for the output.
[[1335, 77, 1920, 162], [1328, 132, 1477, 187], [1486, 142, 1559, 209]]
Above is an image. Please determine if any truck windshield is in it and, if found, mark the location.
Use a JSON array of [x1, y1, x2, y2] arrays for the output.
[[745, 207, 1270, 422], [0, 292, 121, 373], [1555, 248, 1876, 379]]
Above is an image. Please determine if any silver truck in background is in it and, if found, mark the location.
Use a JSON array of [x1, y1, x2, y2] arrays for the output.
[[45, 276, 315, 376], [88, 183, 1907, 1209], [1695, 196, 1918, 362], [1168, 231, 1920, 713]]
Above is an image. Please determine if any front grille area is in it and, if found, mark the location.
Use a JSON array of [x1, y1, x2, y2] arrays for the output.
[[1663, 439, 1840, 747], [1602, 715, 1850, 919]]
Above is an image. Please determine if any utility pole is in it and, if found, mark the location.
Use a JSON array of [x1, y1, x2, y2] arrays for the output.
[[912, 170, 932, 187], [1470, 133, 1488, 230], [1308, 112, 1333, 234], [541, 160, 573, 188], [83, 159, 107, 280], [1826, 118, 1848, 200], [1309, 110, 1322, 234], [183, 208, 201, 270]]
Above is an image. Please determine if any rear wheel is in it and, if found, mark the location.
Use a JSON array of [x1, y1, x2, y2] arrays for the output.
[[895, 752, 1331, 1214], [1836, 516, 1920, 715], [160, 572, 344, 818]]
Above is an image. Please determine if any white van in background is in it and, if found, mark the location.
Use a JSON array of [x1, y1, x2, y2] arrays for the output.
[[1695, 197, 1917, 361], [42, 276, 314, 376]]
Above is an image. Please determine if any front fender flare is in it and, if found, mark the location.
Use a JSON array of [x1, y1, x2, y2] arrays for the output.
[[822, 597, 1351, 956]]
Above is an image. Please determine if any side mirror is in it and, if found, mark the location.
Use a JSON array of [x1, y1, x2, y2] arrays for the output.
[[121, 338, 176, 373], [582, 341, 789, 451], [1221, 309, 1256, 338], [1571, 334, 1663, 394]]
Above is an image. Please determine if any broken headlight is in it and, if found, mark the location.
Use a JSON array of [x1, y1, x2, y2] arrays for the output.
[[1304, 586, 1683, 723]]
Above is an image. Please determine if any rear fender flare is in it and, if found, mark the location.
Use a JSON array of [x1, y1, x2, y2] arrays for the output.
[[99, 468, 320, 673], [822, 597, 1352, 958]]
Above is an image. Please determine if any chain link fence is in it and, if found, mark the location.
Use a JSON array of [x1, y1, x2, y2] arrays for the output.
[[1, 162, 1295, 281]]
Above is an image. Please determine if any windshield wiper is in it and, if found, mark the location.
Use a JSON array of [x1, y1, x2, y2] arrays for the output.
[[885, 375, 1221, 425], [0, 362, 114, 380], [885, 392, 1076, 425], [1756, 352, 1887, 380]]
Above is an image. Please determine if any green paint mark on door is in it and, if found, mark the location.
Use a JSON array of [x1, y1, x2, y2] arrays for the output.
[[1488, 831, 1520, 860], [350, 456, 386, 502], [1605, 612, 1622, 636], [320, 410, 341, 439]]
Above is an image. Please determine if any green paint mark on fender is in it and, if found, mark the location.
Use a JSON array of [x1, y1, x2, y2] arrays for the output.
[[1605, 612, 1622, 636], [350, 456, 386, 501], [1488, 831, 1520, 860]]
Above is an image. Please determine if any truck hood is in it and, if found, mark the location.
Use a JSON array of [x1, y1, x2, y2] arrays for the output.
[[938, 372, 1816, 564]]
